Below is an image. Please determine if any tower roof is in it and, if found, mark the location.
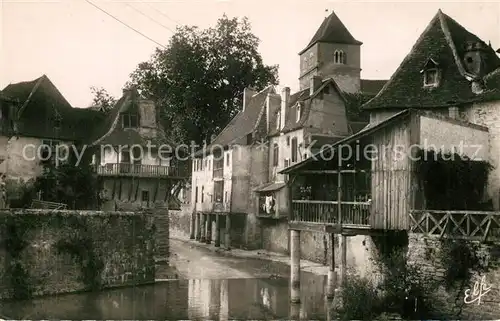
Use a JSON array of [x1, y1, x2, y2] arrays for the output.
[[299, 10, 362, 55]]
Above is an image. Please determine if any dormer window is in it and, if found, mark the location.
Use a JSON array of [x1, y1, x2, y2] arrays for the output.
[[122, 113, 139, 128], [296, 103, 303, 122], [421, 58, 440, 88], [334, 50, 345, 64]]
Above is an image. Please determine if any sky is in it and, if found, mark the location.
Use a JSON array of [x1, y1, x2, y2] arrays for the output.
[[1, 0, 499, 107]]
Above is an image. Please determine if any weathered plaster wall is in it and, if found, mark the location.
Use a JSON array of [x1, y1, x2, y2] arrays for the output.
[[231, 145, 251, 213], [0, 136, 72, 182], [465, 100, 500, 210], [408, 233, 500, 319], [0, 209, 155, 300], [419, 115, 488, 159]]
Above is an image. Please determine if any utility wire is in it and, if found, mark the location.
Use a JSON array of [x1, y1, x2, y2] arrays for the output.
[[125, 3, 176, 34], [84, 0, 166, 49], [144, 2, 181, 26]]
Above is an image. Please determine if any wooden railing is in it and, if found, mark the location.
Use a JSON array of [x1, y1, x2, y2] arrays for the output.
[[291, 200, 371, 226], [409, 210, 500, 241], [96, 163, 188, 178], [196, 201, 230, 213]]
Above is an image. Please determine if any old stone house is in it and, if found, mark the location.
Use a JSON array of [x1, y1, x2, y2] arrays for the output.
[[0, 75, 104, 202], [362, 9, 500, 208], [92, 87, 188, 211], [190, 10, 388, 255], [0, 75, 188, 209]]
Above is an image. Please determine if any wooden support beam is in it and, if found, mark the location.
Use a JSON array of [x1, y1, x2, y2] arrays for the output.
[[134, 180, 140, 201], [299, 169, 369, 174], [337, 153, 342, 225], [483, 219, 492, 242], [111, 178, 116, 199], [128, 178, 134, 201], [118, 179, 122, 200], [154, 178, 160, 202], [164, 182, 172, 202]]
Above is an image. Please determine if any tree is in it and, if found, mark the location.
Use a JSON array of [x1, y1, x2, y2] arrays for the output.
[[128, 15, 278, 145], [343, 92, 374, 122], [89, 86, 116, 112]]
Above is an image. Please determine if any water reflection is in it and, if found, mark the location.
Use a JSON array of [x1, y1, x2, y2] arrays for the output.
[[0, 273, 330, 320]]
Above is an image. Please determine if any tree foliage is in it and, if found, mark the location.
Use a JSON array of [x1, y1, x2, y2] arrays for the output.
[[89, 86, 116, 112], [128, 15, 278, 145], [343, 92, 374, 122], [35, 156, 102, 210]]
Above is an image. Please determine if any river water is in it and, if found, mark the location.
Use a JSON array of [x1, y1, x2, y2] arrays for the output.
[[0, 275, 334, 320]]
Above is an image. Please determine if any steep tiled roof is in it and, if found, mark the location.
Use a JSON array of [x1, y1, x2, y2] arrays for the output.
[[362, 10, 500, 110], [268, 78, 346, 137], [360, 79, 388, 95], [91, 89, 171, 147], [300, 11, 362, 54], [2, 75, 106, 142], [194, 86, 275, 156]]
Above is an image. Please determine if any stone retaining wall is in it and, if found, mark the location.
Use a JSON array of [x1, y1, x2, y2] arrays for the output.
[[0, 209, 155, 300]]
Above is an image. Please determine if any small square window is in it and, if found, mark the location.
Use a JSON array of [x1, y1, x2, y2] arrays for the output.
[[141, 190, 149, 202], [424, 69, 439, 87]]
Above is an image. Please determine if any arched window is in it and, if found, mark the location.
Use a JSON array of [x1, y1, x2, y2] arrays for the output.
[[334, 50, 346, 64], [272, 143, 279, 167]]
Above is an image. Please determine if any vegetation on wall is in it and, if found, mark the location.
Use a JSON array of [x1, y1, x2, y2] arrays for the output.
[[337, 232, 447, 320], [415, 149, 492, 210], [54, 228, 104, 291], [0, 215, 40, 299], [35, 160, 102, 210]]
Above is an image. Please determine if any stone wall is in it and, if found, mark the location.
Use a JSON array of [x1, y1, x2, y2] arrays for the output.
[[0, 209, 155, 300], [408, 233, 500, 319]]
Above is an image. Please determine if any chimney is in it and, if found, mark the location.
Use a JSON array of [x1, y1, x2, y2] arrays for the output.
[[310, 76, 323, 96], [280, 87, 290, 130], [243, 87, 257, 112]]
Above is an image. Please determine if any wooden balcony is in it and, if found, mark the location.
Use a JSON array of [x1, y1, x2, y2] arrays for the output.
[[290, 200, 371, 233], [96, 163, 188, 178], [409, 210, 500, 241], [196, 201, 230, 213]]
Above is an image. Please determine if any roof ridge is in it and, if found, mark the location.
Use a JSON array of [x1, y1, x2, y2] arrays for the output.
[[437, 10, 470, 79], [90, 92, 130, 145], [16, 76, 45, 119], [361, 11, 443, 110]]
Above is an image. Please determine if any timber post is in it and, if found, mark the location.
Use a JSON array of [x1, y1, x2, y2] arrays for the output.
[[225, 214, 231, 250], [189, 212, 196, 239], [290, 229, 301, 303], [326, 233, 336, 299], [340, 234, 347, 286], [195, 213, 201, 241], [205, 214, 212, 244], [214, 214, 221, 247], [200, 214, 206, 242]]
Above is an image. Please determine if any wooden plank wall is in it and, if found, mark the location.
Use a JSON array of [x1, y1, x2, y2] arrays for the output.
[[370, 116, 412, 230]]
